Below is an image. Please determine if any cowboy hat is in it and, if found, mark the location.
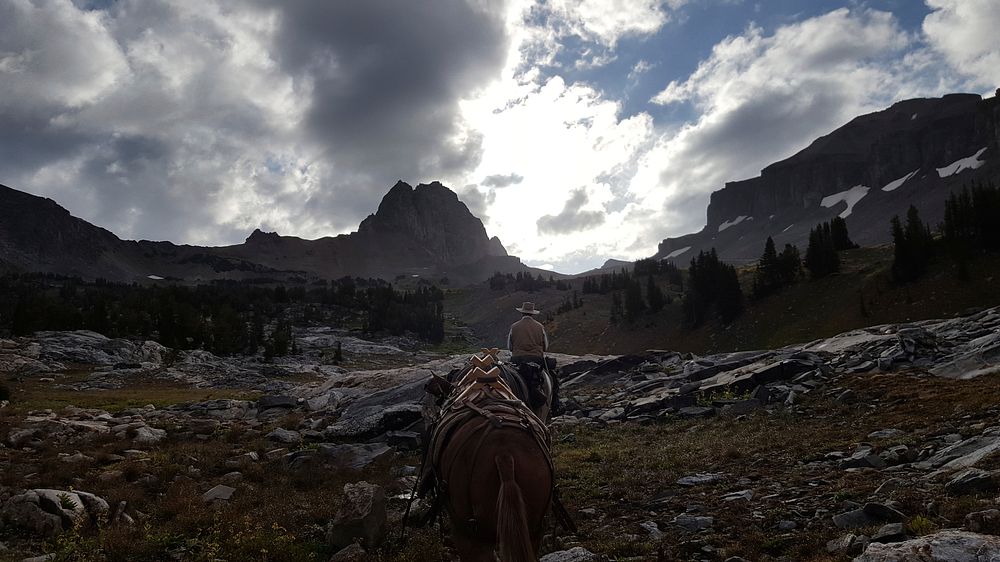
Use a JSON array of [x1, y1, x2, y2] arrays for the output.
[[515, 302, 540, 315]]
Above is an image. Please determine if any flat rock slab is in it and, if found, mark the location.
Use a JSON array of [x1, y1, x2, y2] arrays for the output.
[[853, 530, 1000, 561]]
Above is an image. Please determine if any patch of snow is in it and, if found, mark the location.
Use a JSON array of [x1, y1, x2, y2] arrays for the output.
[[820, 185, 870, 218], [664, 246, 691, 259], [937, 147, 988, 177], [147, 275, 164, 280], [881, 169, 919, 192], [768, 214, 775, 220], [911, 113, 917, 120], [718, 215, 750, 232], [782, 224, 794, 233]]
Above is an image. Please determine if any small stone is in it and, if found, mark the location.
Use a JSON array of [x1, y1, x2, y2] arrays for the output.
[[202, 485, 236, 503], [677, 472, 724, 487], [132, 426, 166, 445], [777, 520, 797, 531]]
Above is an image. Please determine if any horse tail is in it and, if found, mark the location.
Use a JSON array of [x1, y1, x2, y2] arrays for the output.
[[495, 454, 535, 562]]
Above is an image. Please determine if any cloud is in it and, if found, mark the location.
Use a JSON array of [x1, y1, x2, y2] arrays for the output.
[[922, 0, 1000, 89], [542, 0, 686, 47], [481, 172, 524, 188], [0, 0, 512, 246], [536, 188, 606, 234], [631, 7, 944, 246]]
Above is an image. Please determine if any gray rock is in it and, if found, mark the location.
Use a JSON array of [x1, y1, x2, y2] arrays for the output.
[[827, 533, 869, 555], [0, 489, 107, 537], [721, 399, 762, 417], [965, 509, 1000, 534], [677, 406, 715, 418], [133, 426, 166, 445], [266, 428, 300, 444], [677, 472, 724, 487], [326, 482, 386, 549], [853, 530, 1000, 561], [777, 520, 797, 531], [833, 503, 905, 530], [673, 514, 713, 531], [540, 547, 603, 562], [945, 468, 996, 495], [202, 485, 236, 503], [640, 520, 663, 539], [871, 523, 907, 543], [841, 449, 887, 470]]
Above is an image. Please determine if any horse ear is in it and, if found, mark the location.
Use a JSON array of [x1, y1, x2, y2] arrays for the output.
[[425, 373, 453, 397]]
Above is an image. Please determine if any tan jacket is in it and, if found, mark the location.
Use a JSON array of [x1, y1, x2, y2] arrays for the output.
[[507, 316, 548, 359]]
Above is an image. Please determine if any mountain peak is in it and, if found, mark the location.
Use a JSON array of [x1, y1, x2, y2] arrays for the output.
[[245, 229, 281, 244]]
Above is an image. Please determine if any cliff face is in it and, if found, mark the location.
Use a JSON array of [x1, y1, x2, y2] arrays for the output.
[[0, 181, 516, 284], [657, 93, 1000, 263]]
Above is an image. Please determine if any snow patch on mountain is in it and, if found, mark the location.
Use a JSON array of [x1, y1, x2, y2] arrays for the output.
[[718, 216, 751, 232], [881, 169, 919, 192], [821, 185, 870, 218], [937, 147, 987, 177], [664, 246, 691, 259]]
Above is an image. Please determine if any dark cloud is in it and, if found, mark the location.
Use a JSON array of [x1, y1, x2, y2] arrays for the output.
[[536, 188, 605, 234], [482, 172, 524, 188], [456, 184, 496, 222], [272, 0, 510, 217], [0, 0, 512, 246]]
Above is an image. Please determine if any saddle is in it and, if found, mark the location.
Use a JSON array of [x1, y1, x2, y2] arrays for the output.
[[421, 364, 552, 500]]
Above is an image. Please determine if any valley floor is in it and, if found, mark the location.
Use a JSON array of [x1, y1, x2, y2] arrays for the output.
[[2, 307, 1000, 561]]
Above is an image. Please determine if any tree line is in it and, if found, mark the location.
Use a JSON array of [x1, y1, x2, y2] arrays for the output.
[[0, 274, 446, 355]]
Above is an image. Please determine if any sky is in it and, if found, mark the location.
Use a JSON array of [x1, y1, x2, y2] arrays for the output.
[[1, 0, 998, 273]]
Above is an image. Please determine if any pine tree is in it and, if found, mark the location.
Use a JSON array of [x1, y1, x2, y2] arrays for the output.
[[646, 276, 665, 313], [624, 278, 646, 322], [752, 236, 780, 297], [891, 205, 934, 282], [830, 216, 858, 250]]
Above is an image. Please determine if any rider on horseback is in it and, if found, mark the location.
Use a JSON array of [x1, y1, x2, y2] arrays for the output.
[[507, 302, 560, 415]]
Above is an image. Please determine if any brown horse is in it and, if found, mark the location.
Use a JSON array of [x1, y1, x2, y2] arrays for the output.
[[423, 351, 554, 561]]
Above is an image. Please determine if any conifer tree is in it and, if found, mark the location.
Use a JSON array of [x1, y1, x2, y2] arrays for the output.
[[646, 275, 665, 313]]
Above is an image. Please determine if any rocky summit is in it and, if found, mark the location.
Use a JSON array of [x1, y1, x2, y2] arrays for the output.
[[3, 306, 1000, 560]]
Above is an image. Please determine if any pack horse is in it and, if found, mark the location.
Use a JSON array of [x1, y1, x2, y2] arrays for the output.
[[420, 349, 562, 561]]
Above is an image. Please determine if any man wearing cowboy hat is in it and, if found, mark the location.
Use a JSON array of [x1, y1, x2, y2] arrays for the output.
[[508, 302, 548, 360], [508, 302, 560, 415]]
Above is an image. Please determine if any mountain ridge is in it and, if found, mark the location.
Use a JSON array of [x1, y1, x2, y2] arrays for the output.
[[0, 181, 530, 284], [655, 92, 1000, 264]]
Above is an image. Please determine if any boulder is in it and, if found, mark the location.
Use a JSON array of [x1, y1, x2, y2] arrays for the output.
[[326, 482, 386, 549], [0, 489, 107, 537], [266, 428, 301, 444], [132, 426, 166, 445], [965, 509, 1000, 534], [945, 468, 996, 495], [673, 514, 713, 531], [853, 530, 1000, 561]]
